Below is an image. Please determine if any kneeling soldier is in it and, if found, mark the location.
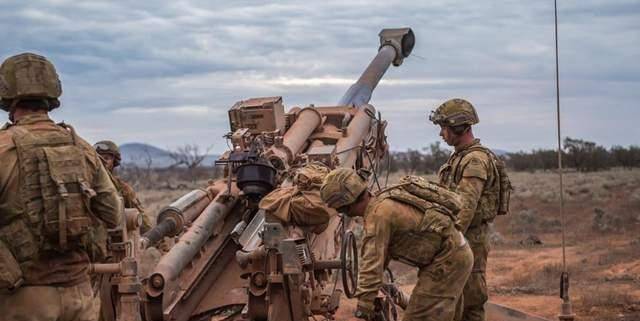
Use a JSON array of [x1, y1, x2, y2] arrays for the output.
[[321, 168, 473, 321]]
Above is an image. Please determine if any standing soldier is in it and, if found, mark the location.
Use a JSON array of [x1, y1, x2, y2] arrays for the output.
[[429, 98, 511, 321], [321, 168, 473, 321], [93, 140, 151, 233], [0, 53, 122, 321]]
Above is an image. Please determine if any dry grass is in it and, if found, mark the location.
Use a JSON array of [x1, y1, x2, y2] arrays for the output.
[[503, 263, 564, 295], [135, 169, 640, 321], [579, 286, 636, 308]]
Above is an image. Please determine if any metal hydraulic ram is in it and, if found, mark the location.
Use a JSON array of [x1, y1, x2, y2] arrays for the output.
[[140, 188, 214, 249], [146, 192, 238, 297]]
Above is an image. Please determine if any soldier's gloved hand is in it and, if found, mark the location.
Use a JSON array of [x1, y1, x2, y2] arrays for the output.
[[354, 302, 375, 321]]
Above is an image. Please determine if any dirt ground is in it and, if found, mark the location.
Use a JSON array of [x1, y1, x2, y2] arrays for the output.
[[137, 169, 640, 321], [488, 169, 640, 321]]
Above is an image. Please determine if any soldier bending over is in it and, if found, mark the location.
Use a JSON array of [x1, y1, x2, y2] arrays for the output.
[[321, 168, 473, 321]]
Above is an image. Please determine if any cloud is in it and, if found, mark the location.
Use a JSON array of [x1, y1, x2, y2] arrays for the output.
[[0, 0, 638, 153]]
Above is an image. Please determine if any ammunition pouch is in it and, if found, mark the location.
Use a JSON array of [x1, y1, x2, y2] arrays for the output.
[[0, 239, 23, 292], [466, 146, 512, 221], [440, 145, 512, 223], [41, 145, 95, 249], [11, 124, 96, 252]]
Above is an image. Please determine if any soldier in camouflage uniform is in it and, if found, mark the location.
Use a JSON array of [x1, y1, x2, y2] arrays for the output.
[[321, 168, 473, 321], [430, 98, 511, 321], [92, 140, 151, 321], [0, 53, 122, 321], [94, 140, 151, 233]]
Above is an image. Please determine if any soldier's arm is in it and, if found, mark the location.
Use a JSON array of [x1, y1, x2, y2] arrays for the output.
[[91, 161, 122, 228], [355, 202, 392, 311], [456, 156, 488, 233]]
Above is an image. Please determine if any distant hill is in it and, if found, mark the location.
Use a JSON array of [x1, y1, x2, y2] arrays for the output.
[[119, 143, 219, 168]]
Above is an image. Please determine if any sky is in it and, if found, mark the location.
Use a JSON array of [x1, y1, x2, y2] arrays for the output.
[[1, 0, 638, 154]]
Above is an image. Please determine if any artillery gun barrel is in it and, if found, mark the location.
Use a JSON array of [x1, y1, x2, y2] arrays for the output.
[[147, 192, 238, 297], [141, 189, 214, 248], [338, 28, 415, 107]]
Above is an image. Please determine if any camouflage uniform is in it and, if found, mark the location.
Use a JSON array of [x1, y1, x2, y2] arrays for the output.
[[94, 140, 151, 234], [359, 193, 473, 321], [321, 169, 473, 321], [0, 53, 122, 321], [439, 139, 499, 321], [93, 141, 150, 321], [0, 114, 122, 321], [431, 98, 506, 321]]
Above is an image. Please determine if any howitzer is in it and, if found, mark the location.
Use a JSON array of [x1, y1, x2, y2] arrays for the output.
[[105, 27, 552, 321], [132, 28, 415, 321]]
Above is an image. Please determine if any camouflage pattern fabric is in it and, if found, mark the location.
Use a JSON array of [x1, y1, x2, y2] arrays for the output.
[[429, 98, 479, 127], [438, 139, 499, 321], [260, 186, 336, 234], [320, 167, 368, 209], [94, 140, 121, 167], [0, 53, 62, 101], [260, 163, 336, 233], [0, 281, 99, 321], [357, 197, 473, 321], [0, 113, 121, 287]]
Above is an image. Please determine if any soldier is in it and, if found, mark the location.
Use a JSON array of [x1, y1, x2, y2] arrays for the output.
[[321, 168, 473, 321], [429, 98, 511, 321], [0, 53, 122, 321], [93, 140, 151, 233]]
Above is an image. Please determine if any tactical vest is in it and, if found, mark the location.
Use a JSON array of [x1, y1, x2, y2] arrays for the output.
[[374, 177, 463, 267], [10, 123, 96, 252], [439, 145, 511, 223]]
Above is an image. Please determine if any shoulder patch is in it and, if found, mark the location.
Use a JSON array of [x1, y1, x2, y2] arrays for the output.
[[461, 153, 489, 180]]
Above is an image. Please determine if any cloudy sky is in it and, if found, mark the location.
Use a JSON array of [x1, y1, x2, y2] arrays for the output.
[[1, 0, 638, 154]]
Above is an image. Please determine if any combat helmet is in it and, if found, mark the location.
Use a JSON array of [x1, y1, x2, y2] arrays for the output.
[[0, 53, 62, 111], [320, 168, 368, 211], [429, 98, 479, 127], [94, 140, 121, 167]]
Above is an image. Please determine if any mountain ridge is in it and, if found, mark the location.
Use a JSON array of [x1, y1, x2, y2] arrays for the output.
[[119, 142, 219, 168]]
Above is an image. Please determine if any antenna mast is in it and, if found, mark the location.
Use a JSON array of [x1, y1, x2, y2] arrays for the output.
[[555, 1, 575, 320]]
